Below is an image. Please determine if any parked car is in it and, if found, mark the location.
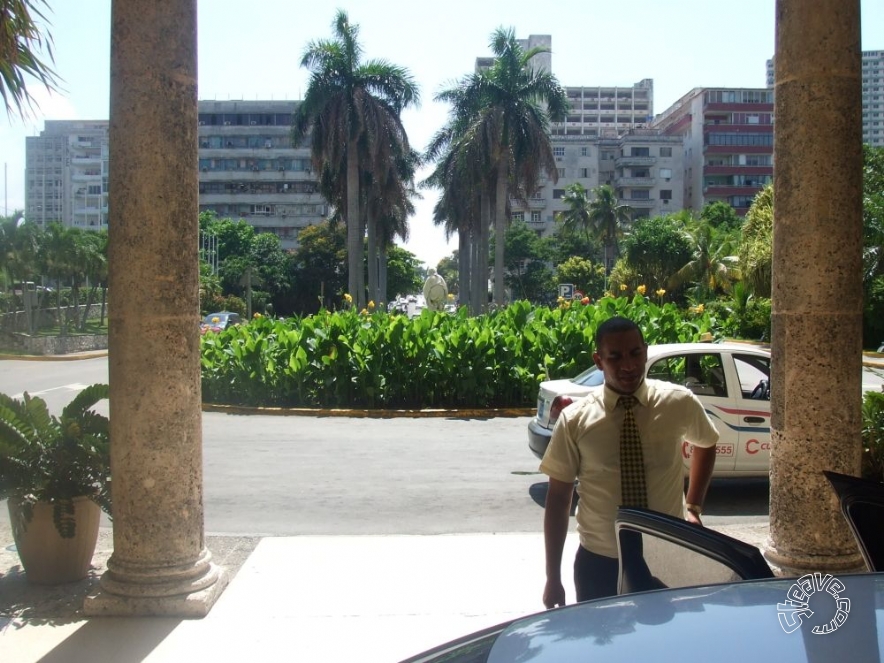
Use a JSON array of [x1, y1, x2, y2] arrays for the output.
[[529, 342, 883, 477], [528, 343, 774, 477], [200, 311, 242, 335], [400, 571, 882, 662]]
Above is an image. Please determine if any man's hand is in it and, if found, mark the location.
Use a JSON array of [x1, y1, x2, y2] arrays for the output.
[[685, 509, 702, 526], [543, 580, 566, 609]]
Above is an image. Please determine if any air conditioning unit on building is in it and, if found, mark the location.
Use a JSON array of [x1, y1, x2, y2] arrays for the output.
[[224, 121, 231, 126], [198, 121, 206, 126], [250, 121, 257, 126]]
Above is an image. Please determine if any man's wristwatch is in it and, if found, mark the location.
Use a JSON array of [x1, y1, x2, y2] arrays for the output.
[[685, 503, 703, 516]]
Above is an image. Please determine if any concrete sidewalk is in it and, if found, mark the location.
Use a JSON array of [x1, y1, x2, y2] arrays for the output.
[[1, 524, 770, 663]]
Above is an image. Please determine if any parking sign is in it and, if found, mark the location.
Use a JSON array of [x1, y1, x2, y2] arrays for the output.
[[558, 283, 574, 299]]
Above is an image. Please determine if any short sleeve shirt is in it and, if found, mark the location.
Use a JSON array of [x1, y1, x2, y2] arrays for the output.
[[539, 378, 719, 558]]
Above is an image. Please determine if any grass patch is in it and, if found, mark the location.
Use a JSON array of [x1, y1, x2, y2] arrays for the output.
[[33, 319, 108, 337]]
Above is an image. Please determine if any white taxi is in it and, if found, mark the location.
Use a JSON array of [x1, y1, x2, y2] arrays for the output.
[[528, 343, 775, 477]]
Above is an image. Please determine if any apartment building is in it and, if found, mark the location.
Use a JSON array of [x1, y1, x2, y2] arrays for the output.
[[198, 100, 326, 250], [652, 88, 774, 215], [25, 120, 109, 230], [767, 50, 884, 147], [492, 36, 667, 237]]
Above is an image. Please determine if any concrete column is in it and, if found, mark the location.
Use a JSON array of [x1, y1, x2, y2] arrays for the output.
[[766, 0, 864, 574], [85, 0, 227, 617]]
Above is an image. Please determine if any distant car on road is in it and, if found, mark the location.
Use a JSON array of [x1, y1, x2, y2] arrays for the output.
[[200, 311, 242, 335]]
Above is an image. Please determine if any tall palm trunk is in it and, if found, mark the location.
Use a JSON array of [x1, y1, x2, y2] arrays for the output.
[[493, 166, 508, 306], [366, 210, 379, 306], [378, 244, 388, 307], [458, 229, 470, 310], [346, 141, 364, 309], [473, 192, 491, 315]]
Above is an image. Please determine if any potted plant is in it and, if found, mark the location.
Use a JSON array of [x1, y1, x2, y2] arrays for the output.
[[0, 383, 111, 584]]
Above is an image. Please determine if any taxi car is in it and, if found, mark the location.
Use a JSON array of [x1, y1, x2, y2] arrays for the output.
[[527, 343, 775, 477]]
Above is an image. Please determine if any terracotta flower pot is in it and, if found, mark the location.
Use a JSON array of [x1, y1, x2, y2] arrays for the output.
[[8, 496, 102, 584]]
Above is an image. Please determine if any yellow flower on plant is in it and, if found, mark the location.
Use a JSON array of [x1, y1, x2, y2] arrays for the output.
[[343, 293, 353, 304], [636, 285, 647, 296], [696, 303, 705, 314], [656, 288, 666, 297], [360, 308, 368, 315], [619, 284, 628, 291], [447, 293, 454, 300], [253, 312, 262, 319], [211, 316, 220, 323], [368, 300, 375, 310]]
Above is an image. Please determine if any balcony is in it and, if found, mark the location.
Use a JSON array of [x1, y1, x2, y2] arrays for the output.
[[704, 165, 773, 175], [703, 185, 764, 197], [621, 198, 655, 208], [615, 156, 656, 167], [616, 177, 656, 187]]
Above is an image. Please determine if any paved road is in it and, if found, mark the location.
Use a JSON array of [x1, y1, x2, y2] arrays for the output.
[[0, 357, 770, 537]]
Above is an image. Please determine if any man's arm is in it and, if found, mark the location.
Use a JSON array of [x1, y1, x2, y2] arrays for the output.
[[543, 477, 574, 608], [685, 445, 715, 525]]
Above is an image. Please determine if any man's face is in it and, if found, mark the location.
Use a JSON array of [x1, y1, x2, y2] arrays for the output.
[[593, 329, 648, 395]]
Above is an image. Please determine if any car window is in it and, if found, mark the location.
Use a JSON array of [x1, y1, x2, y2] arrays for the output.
[[572, 366, 605, 387], [648, 353, 727, 397], [734, 354, 771, 399]]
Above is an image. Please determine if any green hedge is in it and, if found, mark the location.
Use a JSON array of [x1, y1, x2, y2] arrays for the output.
[[200, 297, 714, 409]]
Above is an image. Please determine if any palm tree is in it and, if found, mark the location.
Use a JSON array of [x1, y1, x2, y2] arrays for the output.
[[293, 10, 419, 310], [0, 0, 62, 118], [740, 184, 773, 298], [430, 27, 568, 308], [424, 131, 485, 314], [588, 184, 632, 287], [556, 182, 594, 244], [668, 217, 741, 301]]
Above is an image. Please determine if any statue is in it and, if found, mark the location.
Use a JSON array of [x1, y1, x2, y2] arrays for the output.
[[422, 268, 448, 312]]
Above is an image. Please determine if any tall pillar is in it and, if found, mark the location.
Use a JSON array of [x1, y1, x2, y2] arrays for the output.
[[85, 0, 227, 616], [766, 0, 864, 574]]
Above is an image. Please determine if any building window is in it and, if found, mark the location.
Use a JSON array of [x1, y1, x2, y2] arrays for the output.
[[553, 146, 565, 157], [580, 168, 589, 178], [660, 189, 672, 201], [632, 190, 650, 200], [531, 211, 541, 224], [581, 146, 589, 156], [631, 147, 650, 157], [512, 211, 524, 223], [557, 168, 566, 178], [553, 189, 566, 199], [660, 147, 672, 157]]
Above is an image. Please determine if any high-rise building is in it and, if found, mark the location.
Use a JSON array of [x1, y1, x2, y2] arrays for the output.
[[198, 100, 327, 250], [484, 36, 666, 237], [25, 120, 110, 230], [767, 51, 884, 146], [652, 88, 774, 215]]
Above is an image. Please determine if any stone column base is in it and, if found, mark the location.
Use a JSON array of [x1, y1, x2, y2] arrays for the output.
[[763, 538, 866, 577], [84, 548, 229, 618]]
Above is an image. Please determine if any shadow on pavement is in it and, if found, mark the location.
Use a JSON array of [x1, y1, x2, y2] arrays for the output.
[[529, 481, 578, 516]]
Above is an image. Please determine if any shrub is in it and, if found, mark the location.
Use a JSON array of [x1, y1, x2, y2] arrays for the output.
[[200, 296, 715, 409], [862, 390, 884, 482]]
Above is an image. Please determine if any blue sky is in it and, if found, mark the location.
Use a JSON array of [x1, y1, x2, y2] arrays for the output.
[[2, 0, 882, 267]]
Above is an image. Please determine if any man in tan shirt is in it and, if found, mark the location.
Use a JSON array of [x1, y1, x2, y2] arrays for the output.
[[541, 316, 719, 606]]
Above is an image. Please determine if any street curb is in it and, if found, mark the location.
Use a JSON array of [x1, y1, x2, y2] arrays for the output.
[[201, 403, 535, 418], [0, 351, 109, 361]]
